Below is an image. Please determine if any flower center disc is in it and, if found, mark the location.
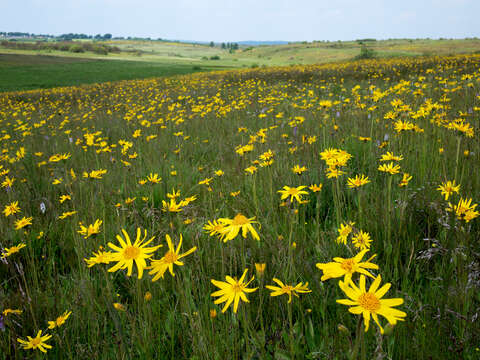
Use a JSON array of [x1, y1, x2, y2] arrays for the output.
[[163, 251, 178, 264], [340, 259, 355, 272], [232, 214, 248, 225], [358, 293, 380, 312], [123, 246, 140, 259]]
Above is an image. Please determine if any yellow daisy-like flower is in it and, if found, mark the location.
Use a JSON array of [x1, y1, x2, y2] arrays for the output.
[[378, 162, 401, 175], [380, 152, 403, 162], [316, 249, 378, 283], [218, 213, 260, 242], [1, 243, 26, 258], [352, 230, 372, 251], [47, 310, 72, 329], [148, 234, 197, 281], [437, 180, 460, 201], [14, 216, 33, 230], [336, 222, 355, 244], [84, 250, 113, 267], [309, 184, 323, 192], [398, 173, 412, 187], [3, 201, 21, 217], [108, 228, 162, 279], [337, 275, 406, 334], [211, 269, 258, 313], [17, 330, 53, 353], [77, 219, 102, 239], [347, 174, 370, 188], [447, 197, 479, 222], [278, 185, 308, 204], [292, 164, 308, 175], [203, 220, 225, 239], [266, 278, 311, 303]]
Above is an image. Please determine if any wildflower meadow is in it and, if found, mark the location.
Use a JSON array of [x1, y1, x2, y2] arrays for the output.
[[1, 54, 479, 359]]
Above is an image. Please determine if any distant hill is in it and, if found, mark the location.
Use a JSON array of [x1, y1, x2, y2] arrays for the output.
[[237, 41, 290, 46]]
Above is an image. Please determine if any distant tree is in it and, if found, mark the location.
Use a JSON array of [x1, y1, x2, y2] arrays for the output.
[[232, 43, 238, 50], [221, 42, 226, 49], [209, 41, 214, 47], [103, 33, 112, 40]]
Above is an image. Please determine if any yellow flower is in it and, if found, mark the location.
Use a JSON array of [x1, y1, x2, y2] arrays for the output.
[[77, 219, 102, 239], [14, 216, 33, 230], [162, 198, 184, 213], [309, 184, 323, 192], [113, 303, 126, 311], [398, 173, 412, 187], [203, 220, 225, 239], [380, 152, 403, 162], [211, 269, 258, 313], [147, 173, 162, 184], [255, 263, 266, 276], [17, 330, 53, 353], [1, 176, 15, 188], [347, 174, 370, 188], [58, 211, 77, 219], [292, 164, 308, 175], [59, 195, 71, 203], [3, 201, 21, 217], [352, 230, 372, 251], [336, 222, 355, 244], [266, 278, 311, 303], [278, 185, 308, 204], [378, 162, 401, 175], [167, 188, 181, 199], [326, 167, 346, 179], [244, 165, 258, 175], [437, 180, 460, 201], [447, 197, 479, 222], [316, 249, 378, 283], [1, 243, 26, 258], [2, 308, 22, 316], [148, 234, 196, 281], [84, 250, 113, 267], [215, 170, 224, 176], [47, 311, 72, 329], [218, 214, 260, 242], [108, 228, 162, 279], [83, 169, 107, 179], [337, 275, 406, 334], [144, 291, 152, 301]]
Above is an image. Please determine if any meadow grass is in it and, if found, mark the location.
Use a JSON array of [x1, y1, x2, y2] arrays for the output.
[[0, 54, 479, 359]]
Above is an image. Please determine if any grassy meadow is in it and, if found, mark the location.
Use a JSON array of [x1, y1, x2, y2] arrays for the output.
[[0, 54, 479, 359], [2, 38, 480, 92]]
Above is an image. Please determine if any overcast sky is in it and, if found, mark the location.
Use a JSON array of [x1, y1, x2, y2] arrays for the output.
[[2, 0, 479, 42]]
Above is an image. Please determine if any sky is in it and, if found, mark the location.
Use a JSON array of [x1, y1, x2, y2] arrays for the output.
[[2, 0, 479, 42]]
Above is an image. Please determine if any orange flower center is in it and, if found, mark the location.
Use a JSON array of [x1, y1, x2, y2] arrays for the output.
[[340, 259, 355, 272], [232, 283, 243, 293], [358, 293, 380, 312], [163, 251, 178, 264], [31, 337, 41, 347], [232, 214, 249, 225], [123, 246, 140, 260]]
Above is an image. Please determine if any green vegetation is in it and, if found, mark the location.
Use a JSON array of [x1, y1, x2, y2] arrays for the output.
[[0, 54, 479, 359], [0, 54, 232, 92]]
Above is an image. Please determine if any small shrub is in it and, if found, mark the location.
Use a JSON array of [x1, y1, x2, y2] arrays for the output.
[[69, 44, 85, 53]]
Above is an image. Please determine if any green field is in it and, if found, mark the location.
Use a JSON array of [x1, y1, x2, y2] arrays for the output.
[[1, 54, 479, 359], [2, 38, 480, 92]]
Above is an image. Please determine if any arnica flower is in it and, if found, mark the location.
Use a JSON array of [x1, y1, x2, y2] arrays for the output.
[[337, 275, 406, 334], [352, 230, 372, 251], [17, 330, 53, 353], [1, 243, 26, 258], [378, 162, 401, 175], [316, 249, 379, 283], [337, 222, 355, 244], [278, 185, 308, 204], [347, 174, 370, 188], [266, 278, 311, 303], [3, 201, 20, 217], [203, 220, 225, 239], [380, 152, 403, 162], [14, 216, 33, 230], [255, 263, 266, 276], [84, 250, 113, 267], [292, 164, 307, 175], [211, 269, 258, 313], [77, 219, 102, 239], [47, 310, 72, 329], [309, 184, 323, 192], [148, 234, 197, 281], [218, 214, 260, 242], [398, 173, 412, 187], [108, 228, 162, 279], [447, 197, 479, 222], [437, 180, 460, 201]]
